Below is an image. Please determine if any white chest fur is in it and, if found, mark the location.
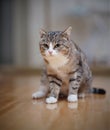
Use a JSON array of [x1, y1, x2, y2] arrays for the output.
[[46, 54, 68, 70]]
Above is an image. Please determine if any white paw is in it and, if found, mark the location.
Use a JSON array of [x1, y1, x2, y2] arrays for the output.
[[67, 94, 78, 102], [32, 91, 45, 99], [46, 97, 57, 104]]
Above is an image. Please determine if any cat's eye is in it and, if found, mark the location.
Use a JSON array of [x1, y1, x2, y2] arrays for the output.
[[54, 44, 60, 48], [42, 39, 46, 42], [43, 44, 49, 49]]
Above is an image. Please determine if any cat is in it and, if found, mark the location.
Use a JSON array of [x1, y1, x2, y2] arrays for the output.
[[32, 26, 105, 104]]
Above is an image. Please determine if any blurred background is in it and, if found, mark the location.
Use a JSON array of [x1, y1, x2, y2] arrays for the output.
[[0, 0, 110, 72], [0, 1, 110, 129]]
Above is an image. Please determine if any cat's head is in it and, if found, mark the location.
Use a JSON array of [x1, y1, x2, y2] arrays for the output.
[[39, 26, 72, 59]]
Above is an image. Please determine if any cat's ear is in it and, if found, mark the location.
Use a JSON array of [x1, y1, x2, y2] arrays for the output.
[[40, 28, 47, 38], [63, 26, 72, 37]]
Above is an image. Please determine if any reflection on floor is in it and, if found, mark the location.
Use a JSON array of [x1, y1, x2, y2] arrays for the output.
[[0, 75, 110, 130]]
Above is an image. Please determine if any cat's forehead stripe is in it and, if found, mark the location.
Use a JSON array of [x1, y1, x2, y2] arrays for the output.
[[48, 31, 61, 35], [47, 31, 61, 41]]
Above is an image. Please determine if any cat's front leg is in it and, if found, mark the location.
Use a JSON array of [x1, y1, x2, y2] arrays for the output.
[[68, 70, 83, 102], [46, 75, 62, 104]]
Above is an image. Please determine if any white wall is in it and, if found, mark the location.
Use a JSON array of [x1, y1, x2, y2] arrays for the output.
[[13, 0, 28, 67], [27, 0, 45, 68], [13, 0, 45, 68]]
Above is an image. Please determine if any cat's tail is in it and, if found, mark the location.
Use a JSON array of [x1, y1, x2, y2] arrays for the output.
[[90, 87, 106, 94]]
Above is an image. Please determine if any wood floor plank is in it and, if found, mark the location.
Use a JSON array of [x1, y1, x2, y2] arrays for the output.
[[0, 75, 110, 130]]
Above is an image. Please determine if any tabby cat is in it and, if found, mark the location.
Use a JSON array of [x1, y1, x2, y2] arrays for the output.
[[32, 26, 105, 104]]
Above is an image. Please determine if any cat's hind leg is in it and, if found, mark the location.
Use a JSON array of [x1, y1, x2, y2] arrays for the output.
[[68, 69, 83, 102], [78, 79, 92, 98], [32, 85, 48, 99], [32, 69, 49, 99]]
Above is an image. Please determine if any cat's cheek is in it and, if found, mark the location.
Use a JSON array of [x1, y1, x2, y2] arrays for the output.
[[61, 49, 69, 55], [53, 50, 58, 55], [44, 51, 49, 56]]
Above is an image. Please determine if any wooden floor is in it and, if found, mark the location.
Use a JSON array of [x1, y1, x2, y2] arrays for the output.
[[0, 74, 110, 130]]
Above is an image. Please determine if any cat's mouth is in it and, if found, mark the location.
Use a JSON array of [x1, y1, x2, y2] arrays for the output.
[[45, 52, 57, 57], [44, 54, 54, 59], [48, 53, 54, 56]]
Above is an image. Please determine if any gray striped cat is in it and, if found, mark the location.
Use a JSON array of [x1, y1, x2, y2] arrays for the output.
[[32, 26, 105, 104]]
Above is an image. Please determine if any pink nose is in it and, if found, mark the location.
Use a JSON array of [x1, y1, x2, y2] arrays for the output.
[[48, 51, 53, 55]]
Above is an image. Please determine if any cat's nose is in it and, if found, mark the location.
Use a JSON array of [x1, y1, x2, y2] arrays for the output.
[[48, 51, 53, 55]]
